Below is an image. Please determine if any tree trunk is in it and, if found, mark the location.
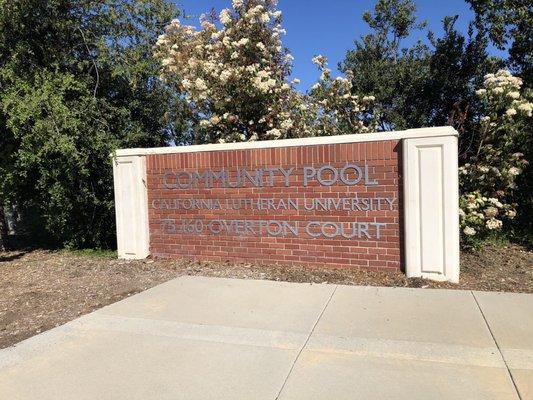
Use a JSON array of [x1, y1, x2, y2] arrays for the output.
[[0, 201, 7, 251]]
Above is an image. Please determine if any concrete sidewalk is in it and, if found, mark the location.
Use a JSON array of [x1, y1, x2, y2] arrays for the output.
[[0, 276, 531, 399]]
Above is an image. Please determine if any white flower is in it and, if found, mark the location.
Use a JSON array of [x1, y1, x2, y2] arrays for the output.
[[506, 210, 516, 219], [232, 0, 243, 9], [201, 20, 215, 31], [508, 167, 521, 176], [266, 128, 282, 138], [463, 226, 476, 236], [467, 201, 478, 210], [480, 116, 490, 123], [488, 198, 504, 208], [507, 91, 520, 99], [312, 55, 327, 66], [484, 206, 499, 218], [236, 38, 249, 47], [194, 78, 207, 91], [219, 9, 232, 25], [475, 89, 486, 96], [486, 218, 503, 230], [181, 78, 191, 90], [256, 42, 266, 51], [518, 102, 532, 116], [506, 108, 517, 117], [219, 70, 231, 82], [156, 34, 168, 46], [274, 27, 287, 36], [291, 78, 300, 85], [253, 79, 270, 92], [281, 119, 293, 130], [249, 4, 264, 15], [260, 13, 270, 23]]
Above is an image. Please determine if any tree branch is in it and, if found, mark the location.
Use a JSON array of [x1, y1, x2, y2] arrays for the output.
[[78, 27, 100, 98]]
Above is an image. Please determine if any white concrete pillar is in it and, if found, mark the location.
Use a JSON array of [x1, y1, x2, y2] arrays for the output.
[[112, 154, 149, 259], [403, 133, 460, 282]]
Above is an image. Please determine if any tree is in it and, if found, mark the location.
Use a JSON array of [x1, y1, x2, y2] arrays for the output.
[[466, 0, 532, 86], [341, 0, 498, 135], [0, 0, 183, 248], [340, 0, 431, 131], [420, 17, 500, 156]]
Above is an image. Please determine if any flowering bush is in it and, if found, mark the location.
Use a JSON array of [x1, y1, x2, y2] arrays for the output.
[[154, 0, 376, 143], [154, 0, 295, 143], [459, 70, 531, 243]]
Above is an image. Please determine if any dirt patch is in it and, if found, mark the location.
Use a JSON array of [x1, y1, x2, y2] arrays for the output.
[[0, 244, 531, 349]]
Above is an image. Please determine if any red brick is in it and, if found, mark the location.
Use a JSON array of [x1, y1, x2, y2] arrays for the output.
[[147, 140, 402, 271]]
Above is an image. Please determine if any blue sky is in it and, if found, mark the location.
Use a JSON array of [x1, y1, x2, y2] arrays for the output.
[[173, 0, 478, 90]]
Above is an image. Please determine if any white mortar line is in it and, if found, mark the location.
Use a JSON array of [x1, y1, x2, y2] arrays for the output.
[[275, 284, 338, 400], [471, 290, 523, 400]]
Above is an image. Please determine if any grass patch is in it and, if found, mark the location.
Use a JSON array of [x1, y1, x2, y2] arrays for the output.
[[462, 231, 523, 251], [62, 248, 117, 258]]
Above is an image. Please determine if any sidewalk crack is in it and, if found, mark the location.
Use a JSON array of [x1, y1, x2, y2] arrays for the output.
[[471, 290, 523, 400], [275, 285, 338, 400]]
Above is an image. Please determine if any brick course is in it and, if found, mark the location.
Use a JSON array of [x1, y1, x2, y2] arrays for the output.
[[147, 140, 403, 271]]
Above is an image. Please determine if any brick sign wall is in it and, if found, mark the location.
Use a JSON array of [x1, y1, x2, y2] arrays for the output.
[[146, 140, 402, 270]]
